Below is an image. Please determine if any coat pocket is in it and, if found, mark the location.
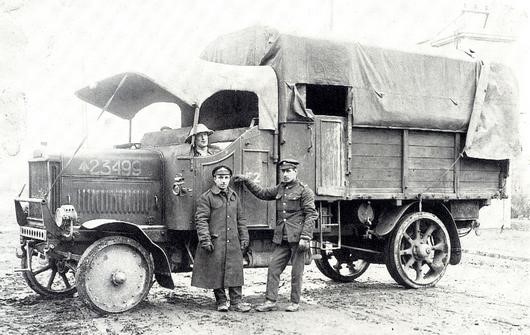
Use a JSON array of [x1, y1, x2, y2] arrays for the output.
[[210, 198, 224, 209], [286, 194, 301, 211]]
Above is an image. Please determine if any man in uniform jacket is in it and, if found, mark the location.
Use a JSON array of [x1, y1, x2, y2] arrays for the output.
[[191, 165, 251, 312], [233, 159, 318, 312]]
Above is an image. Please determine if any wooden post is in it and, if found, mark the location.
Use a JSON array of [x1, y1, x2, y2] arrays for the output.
[[454, 133, 461, 196], [346, 88, 353, 175], [402, 130, 409, 194]]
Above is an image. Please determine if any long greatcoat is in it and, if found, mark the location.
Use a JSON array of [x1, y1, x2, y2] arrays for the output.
[[191, 185, 249, 289]]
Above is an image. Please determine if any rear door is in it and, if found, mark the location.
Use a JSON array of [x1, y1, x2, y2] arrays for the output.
[[314, 116, 346, 197]]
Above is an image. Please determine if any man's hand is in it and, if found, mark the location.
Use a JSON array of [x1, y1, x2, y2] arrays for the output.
[[298, 238, 310, 252], [240, 240, 249, 250], [201, 241, 214, 253], [232, 174, 248, 184]]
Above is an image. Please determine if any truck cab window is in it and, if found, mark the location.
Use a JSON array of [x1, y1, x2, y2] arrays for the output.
[[200, 90, 258, 130]]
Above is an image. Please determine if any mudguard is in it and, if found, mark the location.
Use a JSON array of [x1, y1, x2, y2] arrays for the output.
[[374, 202, 462, 265], [81, 219, 175, 289], [374, 202, 418, 237], [428, 204, 462, 265]]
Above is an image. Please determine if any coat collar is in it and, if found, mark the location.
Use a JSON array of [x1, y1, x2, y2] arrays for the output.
[[210, 185, 234, 196], [280, 179, 300, 188]]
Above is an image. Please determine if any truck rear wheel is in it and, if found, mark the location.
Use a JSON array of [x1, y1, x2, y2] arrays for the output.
[[21, 243, 77, 298], [314, 247, 370, 282], [75, 236, 154, 314], [385, 212, 451, 288]]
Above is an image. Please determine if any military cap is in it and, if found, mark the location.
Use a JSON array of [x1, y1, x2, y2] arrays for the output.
[[278, 159, 300, 170], [185, 123, 214, 143], [212, 165, 233, 176]]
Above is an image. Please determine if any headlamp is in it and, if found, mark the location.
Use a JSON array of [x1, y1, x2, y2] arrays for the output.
[[54, 205, 78, 228]]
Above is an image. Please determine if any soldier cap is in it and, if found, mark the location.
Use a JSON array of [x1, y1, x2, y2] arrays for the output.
[[212, 165, 233, 176], [185, 123, 214, 143], [278, 159, 299, 170]]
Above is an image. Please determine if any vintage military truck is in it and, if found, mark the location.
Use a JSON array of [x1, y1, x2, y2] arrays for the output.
[[14, 27, 518, 313]]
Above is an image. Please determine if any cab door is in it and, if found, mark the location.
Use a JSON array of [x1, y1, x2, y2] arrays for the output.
[[194, 127, 276, 228]]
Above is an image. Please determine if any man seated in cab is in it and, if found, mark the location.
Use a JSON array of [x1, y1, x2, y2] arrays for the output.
[[186, 123, 221, 156], [233, 159, 318, 312], [191, 165, 251, 312]]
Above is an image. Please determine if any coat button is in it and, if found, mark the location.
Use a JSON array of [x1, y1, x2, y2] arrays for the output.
[[283, 203, 286, 206], [227, 240, 230, 243], [283, 210, 286, 213], [227, 215, 230, 218], [227, 227, 231, 231]]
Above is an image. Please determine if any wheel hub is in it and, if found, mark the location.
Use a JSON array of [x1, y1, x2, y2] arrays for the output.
[[413, 243, 432, 260], [111, 271, 127, 286], [76, 237, 155, 313]]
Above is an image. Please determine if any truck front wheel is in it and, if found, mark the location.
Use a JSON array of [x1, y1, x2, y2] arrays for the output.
[[21, 242, 77, 298], [385, 212, 451, 288], [75, 236, 154, 314]]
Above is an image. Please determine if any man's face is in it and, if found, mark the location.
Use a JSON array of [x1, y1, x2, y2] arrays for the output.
[[280, 168, 297, 183], [194, 132, 209, 148], [214, 174, 231, 190]]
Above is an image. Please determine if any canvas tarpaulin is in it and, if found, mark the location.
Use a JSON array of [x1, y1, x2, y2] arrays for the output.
[[201, 26, 519, 160], [75, 60, 279, 131]]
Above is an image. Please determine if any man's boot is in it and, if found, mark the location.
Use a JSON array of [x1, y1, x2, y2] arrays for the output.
[[285, 303, 299, 312], [255, 299, 277, 312]]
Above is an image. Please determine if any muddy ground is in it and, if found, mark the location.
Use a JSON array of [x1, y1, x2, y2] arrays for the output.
[[0, 211, 529, 335]]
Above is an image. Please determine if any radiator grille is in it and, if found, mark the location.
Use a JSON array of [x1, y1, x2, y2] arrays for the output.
[[29, 161, 61, 219], [76, 188, 151, 215]]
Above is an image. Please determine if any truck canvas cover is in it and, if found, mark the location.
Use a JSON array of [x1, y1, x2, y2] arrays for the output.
[[76, 60, 278, 131], [201, 26, 519, 160]]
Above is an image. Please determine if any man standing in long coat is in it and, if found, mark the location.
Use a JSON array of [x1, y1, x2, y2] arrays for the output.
[[191, 165, 251, 312]]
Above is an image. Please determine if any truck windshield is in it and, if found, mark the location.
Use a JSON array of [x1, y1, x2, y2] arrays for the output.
[[132, 102, 182, 142]]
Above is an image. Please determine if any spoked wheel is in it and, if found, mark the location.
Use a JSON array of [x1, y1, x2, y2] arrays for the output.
[[75, 236, 154, 314], [385, 212, 451, 288], [314, 246, 370, 282], [21, 243, 77, 298]]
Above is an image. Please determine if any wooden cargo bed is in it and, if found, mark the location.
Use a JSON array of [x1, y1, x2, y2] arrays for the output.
[[282, 118, 507, 201]]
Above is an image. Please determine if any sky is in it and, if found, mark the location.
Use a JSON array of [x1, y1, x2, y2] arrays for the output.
[[2, 0, 529, 152]]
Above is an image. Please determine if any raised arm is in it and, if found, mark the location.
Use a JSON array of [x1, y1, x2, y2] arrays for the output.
[[233, 175, 278, 200]]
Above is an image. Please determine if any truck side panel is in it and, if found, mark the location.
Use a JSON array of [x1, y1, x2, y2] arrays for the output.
[[349, 127, 402, 193], [297, 120, 505, 200], [279, 122, 316, 192], [406, 131, 456, 194], [460, 159, 503, 193]]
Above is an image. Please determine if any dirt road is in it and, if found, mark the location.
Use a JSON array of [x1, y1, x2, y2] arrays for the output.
[[0, 218, 528, 335]]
